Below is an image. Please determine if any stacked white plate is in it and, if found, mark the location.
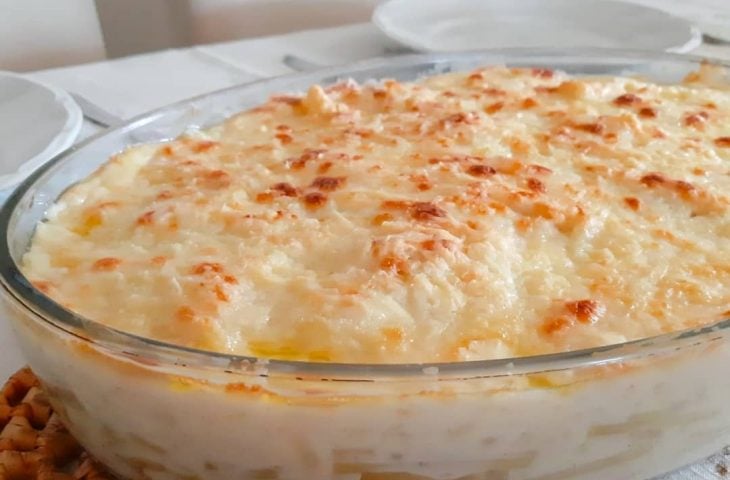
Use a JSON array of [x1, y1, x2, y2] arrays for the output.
[[373, 0, 704, 53]]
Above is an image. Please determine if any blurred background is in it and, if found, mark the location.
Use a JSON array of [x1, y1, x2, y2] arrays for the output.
[[1, 0, 384, 71], [3, 0, 729, 72]]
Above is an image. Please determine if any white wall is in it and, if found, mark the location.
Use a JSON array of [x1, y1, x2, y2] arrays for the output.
[[0, 0, 382, 69], [189, 0, 381, 44], [0, 0, 106, 71], [95, 0, 193, 59], [95, 0, 382, 59]]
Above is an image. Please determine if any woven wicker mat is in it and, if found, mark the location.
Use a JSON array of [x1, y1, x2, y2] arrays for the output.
[[0, 367, 112, 480]]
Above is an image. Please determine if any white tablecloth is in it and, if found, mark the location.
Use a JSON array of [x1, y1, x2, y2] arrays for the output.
[[3, 20, 730, 479]]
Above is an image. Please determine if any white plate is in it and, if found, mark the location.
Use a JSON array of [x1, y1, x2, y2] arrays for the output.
[[373, 0, 702, 54], [0, 71, 82, 190], [0, 73, 81, 378], [630, 0, 730, 42]]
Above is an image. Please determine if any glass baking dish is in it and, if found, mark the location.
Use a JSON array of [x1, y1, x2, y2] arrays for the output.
[[1, 49, 730, 480]]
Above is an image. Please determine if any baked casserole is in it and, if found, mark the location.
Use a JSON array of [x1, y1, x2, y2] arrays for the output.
[[2, 52, 730, 480]]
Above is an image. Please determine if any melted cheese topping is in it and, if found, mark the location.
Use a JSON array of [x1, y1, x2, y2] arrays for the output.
[[22, 66, 730, 363]]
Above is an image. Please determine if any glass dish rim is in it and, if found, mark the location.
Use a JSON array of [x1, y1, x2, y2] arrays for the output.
[[2, 47, 729, 380]]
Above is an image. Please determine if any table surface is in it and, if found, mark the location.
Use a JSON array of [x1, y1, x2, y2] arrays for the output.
[[4, 19, 730, 480]]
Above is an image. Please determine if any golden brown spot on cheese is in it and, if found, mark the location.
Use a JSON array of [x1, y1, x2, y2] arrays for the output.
[[441, 112, 480, 128], [534, 85, 558, 95], [303, 192, 327, 209], [409, 202, 446, 221], [271, 182, 299, 197], [639, 173, 704, 203], [526, 164, 552, 175], [371, 213, 393, 226], [255, 192, 274, 204], [482, 87, 506, 96], [650, 128, 667, 140], [191, 262, 224, 275], [160, 145, 174, 156], [199, 169, 231, 189], [288, 149, 326, 170], [420, 239, 452, 251], [311, 176, 346, 192], [467, 71, 484, 81], [683, 111, 709, 129], [156, 190, 173, 201], [515, 218, 532, 232], [167, 214, 179, 231], [540, 317, 571, 336], [73, 211, 102, 236], [565, 299, 605, 324], [150, 256, 167, 266], [623, 197, 640, 211], [379, 255, 409, 278], [520, 98, 538, 109], [531, 202, 556, 220], [274, 132, 293, 145], [346, 128, 374, 140], [493, 158, 523, 175], [526, 178, 546, 193], [92, 257, 121, 271], [638, 107, 657, 118], [640, 172, 666, 188], [317, 161, 333, 174], [484, 102, 504, 114], [508, 137, 531, 155], [466, 164, 497, 177], [575, 122, 604, 135], [372, 89, 387, 100], [225, 383, 262, 394], [409, 174, 431, 191], [714, 137, 730, 148], [555, 80, 586, 99], [136, 211, 155, 226], [674, 180, 697, 200], [175, 306, 196, 323], [652, 228, 696, 249], [381, 200, 410, 211], [191, 141, 218, 153], [213, 284, 229, 302], [613, 93, 641, 106], [270, 95, 303, 106], [531, 68, 554, 79], [381, 327, 404, 343], [74, 202, 121, 236]]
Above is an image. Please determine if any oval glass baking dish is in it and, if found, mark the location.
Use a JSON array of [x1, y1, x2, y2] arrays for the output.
[[1, 49, 730, 480]]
